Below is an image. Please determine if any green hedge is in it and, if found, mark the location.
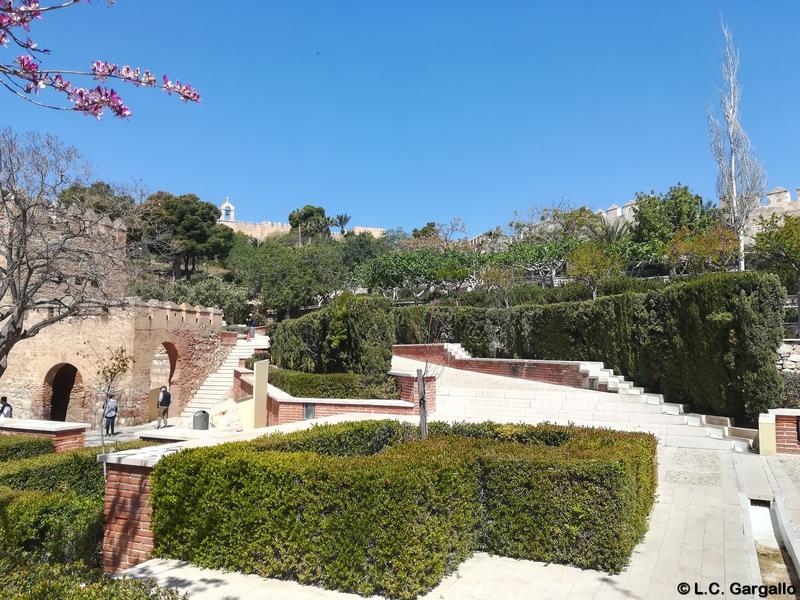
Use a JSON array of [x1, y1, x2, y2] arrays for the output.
[[0, 441, 152, 498], [267, 369, 400, 400], [0, 435, 54, 462], [151, 420, 656, 599], [271, 293, 395, 375], [396, 272, 785, 422], [0, 556, 183, 599], [0, 487, 103, 564]]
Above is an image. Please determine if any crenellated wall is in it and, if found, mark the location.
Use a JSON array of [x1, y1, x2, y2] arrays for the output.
[[0, 299, 226, 426]]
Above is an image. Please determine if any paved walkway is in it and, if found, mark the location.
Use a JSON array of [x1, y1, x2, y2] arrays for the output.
[[85, 417, 193, 446], [119, 360, 791, 599]]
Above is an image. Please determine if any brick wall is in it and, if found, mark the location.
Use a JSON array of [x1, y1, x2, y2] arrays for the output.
[[0, 427, 86, 452], [776, 415, 800, 454], [103, 463, 154, 573], [233, 368, 254, 400], [264, 371, 436, 426], [393, 344, 588, 389]]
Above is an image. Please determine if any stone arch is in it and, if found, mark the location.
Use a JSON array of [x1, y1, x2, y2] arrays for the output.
[[147, 342, 179, 421], [43, 363, 85, 422]]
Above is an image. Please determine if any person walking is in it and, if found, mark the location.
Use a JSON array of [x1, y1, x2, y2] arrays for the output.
[[104, 394, 118, 436], [246, 314, 256, 341], [0, 397, 11, 419], [157, 386, 171, 429]]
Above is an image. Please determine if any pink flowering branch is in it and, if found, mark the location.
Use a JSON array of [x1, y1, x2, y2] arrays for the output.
[[0, 0, 199, 118]]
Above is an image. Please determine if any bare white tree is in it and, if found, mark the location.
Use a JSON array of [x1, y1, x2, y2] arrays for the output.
[[0, 128, 127, 379], [708, 20, 766, 272]]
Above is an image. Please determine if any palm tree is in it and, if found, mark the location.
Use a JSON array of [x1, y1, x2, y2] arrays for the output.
[[333, 213, 352, 235]]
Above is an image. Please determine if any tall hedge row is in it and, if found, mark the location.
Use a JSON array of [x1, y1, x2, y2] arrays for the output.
[[0, 435, 54, 462], [395, 273, 785, 421], [151, 420, 656, 599], [0, 487, 103, 564], [271, 293, 395, 375]]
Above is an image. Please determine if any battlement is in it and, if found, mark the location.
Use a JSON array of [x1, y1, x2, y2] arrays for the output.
[[765, 187, 800, 207]]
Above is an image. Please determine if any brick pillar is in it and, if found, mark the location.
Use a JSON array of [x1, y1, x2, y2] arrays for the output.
[[775, 415, 800, 455], [103, 463, 154, 573]]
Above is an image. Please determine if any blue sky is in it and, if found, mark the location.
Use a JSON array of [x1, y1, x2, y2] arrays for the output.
[[3, 1, 800, 235]]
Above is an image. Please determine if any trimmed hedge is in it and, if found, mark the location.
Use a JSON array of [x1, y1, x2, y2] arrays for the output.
[[0, 441, 152, 498], [271, 293, 395, 375], [267, 369, 400, 400], [0, 556, 183, 599], [0, 435, 54, 462], [0, 487, 103, 564], [396, 272, 785, 422], [151, 420, 656, 599]]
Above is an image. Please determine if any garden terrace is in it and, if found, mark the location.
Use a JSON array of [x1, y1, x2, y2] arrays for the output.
[[146, 420, 657, 599]]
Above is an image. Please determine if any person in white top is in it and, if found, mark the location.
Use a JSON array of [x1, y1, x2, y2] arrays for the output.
[[104, 394, 119, 436], [0, 396, 12, 418]]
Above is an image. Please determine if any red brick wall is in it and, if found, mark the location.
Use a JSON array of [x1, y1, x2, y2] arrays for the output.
[[220, 331, 239, 346], [0, 427, 86, 452], [233, 369, 254, 400], [266, 397, 430, 425], [103, 464, 154, 573], [776, 415, 800, 454], [393, 344, 588, 388], [264, 372, 436, 426]]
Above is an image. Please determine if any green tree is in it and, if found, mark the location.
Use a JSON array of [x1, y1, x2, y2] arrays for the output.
[[333, 213, 352, 235], [225, 233, 266, 297], [754, 214, 800, 316], [566, 242, 624, 299], [493, 239, 579, 287], [140, 192, 234, 279], [631, 185, 715, 253], [261, 241, 345, 318], [58, 181, 134, 222], [667, 224, 737, 276], [288, 205, 331, 243], [169, 277, 251, 324], [340, 231, 388, 276]]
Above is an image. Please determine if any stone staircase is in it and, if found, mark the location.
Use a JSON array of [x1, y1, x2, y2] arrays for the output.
[[179, 336, 269, 418], [434, 343, 757, 452]]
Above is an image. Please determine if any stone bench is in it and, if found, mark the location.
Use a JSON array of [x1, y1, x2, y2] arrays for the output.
[[0, 418, 90, 452]]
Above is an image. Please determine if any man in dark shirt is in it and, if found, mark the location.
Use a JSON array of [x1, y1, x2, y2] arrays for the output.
[[157, 386, 172, 429]]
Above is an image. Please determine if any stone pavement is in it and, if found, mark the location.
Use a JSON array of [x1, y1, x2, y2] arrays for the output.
[[125, 443, 766, 600], [85, 417, 193, 446]]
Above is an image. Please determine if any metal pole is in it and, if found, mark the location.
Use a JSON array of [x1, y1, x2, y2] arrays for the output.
[[417, 368, 428, 439]]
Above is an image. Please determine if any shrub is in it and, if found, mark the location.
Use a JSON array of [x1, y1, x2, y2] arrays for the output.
[[0, 441, 151, 498], [151, 421, 656, 599], [0, 556, 183, 599], [253, 419, 417, 455], [244, 351, 270, 370], [783, 371, 800, 408], [0, 435, 53, 462], [272, 293, 395, 375], [0, 487, 103, 564], [395, 272, 785, 422], [267, 369, 400, 400]]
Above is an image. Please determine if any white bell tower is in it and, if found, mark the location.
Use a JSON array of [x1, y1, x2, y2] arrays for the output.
[[219, 197, 235, 223]]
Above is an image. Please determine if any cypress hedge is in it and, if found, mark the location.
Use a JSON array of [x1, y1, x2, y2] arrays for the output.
[[395, 272, 785, 422], [0, 556, 183, 599], [267, 369, 400, 400], [0, 435, 54, 462], [0, 487, 103, 564], [0, 441, 152, 498], [151, 420, 656, 599], [271, 293, 395, 375]]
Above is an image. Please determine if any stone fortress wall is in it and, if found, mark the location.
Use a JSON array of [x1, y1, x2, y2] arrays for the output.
[[595, 186, 800, 241], [217, 198, 384, 241], [0, 300, 226, 426]]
